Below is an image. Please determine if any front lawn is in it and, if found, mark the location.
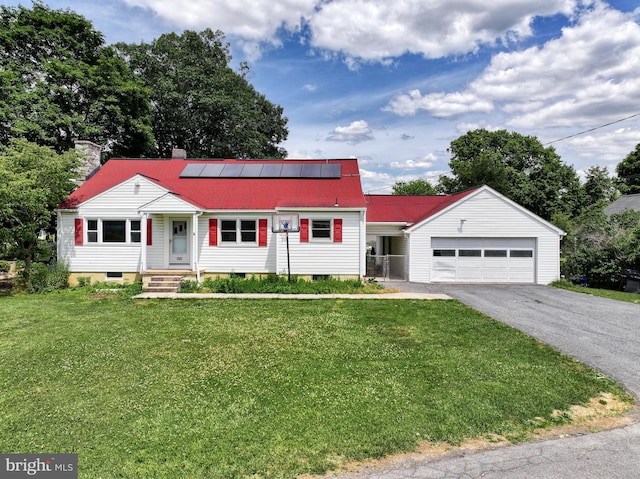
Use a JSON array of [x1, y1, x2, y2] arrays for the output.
[[0, 291, 632, 478]]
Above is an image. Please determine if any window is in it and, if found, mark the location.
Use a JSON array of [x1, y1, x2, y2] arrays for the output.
[[240, 220, 256, 242], [103, 220, 126, 243], [433, 249, 455, 257], [484, 250, 507, 257], [510, 250, 533, 258], [221, 220, 237, 242], [220, 219, 257, 244], [87, 220, 98, 243], [130, 220, 141, 243], [85, 219, 142, 244], [106, 272, 123, 280], [459, 249, 481, 257], [311, 220, 331, 239]]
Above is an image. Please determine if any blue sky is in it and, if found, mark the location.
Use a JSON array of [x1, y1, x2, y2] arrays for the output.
[[5, 0, 640, 193]]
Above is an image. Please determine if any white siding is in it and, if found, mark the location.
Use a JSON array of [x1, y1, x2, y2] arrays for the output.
[[78, 176, 169, 215], [58, 212, 143, 272], [59, 177, 176, 273], [408, 188, 562, 285], [146, 214, 166, 269], [279, 212, 362, 277], [197, 214, 276, 274]]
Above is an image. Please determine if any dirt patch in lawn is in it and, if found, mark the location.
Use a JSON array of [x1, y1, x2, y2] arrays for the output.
[[303, 392, 635, 478]]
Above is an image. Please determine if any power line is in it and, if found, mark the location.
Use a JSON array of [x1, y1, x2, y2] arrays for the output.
[[543, 112, 640, 146]]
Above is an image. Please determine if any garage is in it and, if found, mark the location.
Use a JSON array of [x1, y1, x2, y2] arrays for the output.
[[365, 185, 563, 285], [431, 238, 535, 283]]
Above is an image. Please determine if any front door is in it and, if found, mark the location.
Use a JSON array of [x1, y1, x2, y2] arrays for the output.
[[170, 219, 189, 265]]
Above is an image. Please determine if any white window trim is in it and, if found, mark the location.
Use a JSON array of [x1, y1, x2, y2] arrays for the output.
[[310, 218, 332, 242], [86, 218, 142, 245], [219, 218, 258, 246]]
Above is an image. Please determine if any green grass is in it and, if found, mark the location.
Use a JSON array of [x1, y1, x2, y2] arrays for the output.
[[0, 291, 632, 478], [552, 280, 640, 304]]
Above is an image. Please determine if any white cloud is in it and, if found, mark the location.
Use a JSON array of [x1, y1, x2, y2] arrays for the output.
[[122, 0, 579, 61], [326, 120, 374, 143], [384, 90, 494, 117], [124, 0, 316, 43], [309, 0, 578, 61], [303, 83, 318, 92], [384, 2, 640, 128], [390, 154, 437, 170]]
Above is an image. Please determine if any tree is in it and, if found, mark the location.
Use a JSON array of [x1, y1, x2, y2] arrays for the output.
[[439, 129, 583, 220], [116, 29, 288, 159], [616, 143, 640, 194], [0, 3, 153, 157], [562, 208, 640, 289], [583, 166, 618, 209], [392, 178, 437, 195], [0, 139, 80, 280]]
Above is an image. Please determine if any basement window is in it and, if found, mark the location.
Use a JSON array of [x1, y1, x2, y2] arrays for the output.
[[105, 272, 123, 280]]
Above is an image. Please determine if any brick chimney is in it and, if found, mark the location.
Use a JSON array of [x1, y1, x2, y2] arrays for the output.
[[74, 140, 102, 185], [172, 148, 187, 159]]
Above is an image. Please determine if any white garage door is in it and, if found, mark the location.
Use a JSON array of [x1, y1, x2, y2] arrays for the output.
[[431, 238, 535, 283]]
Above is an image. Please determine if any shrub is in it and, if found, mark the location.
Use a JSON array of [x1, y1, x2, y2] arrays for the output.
[[0, 260, 10, 273], [22, 261, 69, 293]]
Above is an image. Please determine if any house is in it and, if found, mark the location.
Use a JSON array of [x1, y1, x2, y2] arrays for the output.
[[57, 155, 367, 286], [57, 153, 564, 286], [365, 186, 565, 284], [603, 193, 640, 215]]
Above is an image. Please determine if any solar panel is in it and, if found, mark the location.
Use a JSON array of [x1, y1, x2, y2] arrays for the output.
[[301, 164, 323, 177], [260, 163, 283, 177], [280, 163, 302, 177], [220, 164, 244, 177], [179, 162, 342, 179], [201, 164, 225, 177], [240, 163, 264, 177], [322, 164, 341, 178], [179, 164, 206, 177]]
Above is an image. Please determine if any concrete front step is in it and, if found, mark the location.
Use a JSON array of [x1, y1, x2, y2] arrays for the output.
[[143, 275, 184, 293]]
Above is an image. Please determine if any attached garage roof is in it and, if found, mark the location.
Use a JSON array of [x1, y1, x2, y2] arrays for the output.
[[365, 189, 479, 225], [60, 158, 366, 210]]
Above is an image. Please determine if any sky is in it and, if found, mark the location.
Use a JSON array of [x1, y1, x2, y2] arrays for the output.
[[4, 0, 640, 193]]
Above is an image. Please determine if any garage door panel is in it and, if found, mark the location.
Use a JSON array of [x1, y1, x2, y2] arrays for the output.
[[431, 237, 535, 283]]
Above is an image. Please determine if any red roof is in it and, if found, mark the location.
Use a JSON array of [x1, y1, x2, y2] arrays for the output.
[[365, 189, 479, 227], [61, 158, 366, 210]]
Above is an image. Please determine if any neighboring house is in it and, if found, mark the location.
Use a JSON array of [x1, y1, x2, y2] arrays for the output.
[[57, 154, 564, 286], [365, 186, 565, 284], [57, 156, 367, 285], [603, 193, 640, 215]]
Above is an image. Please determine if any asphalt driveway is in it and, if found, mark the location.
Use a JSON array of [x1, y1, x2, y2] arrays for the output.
[[340, 283, 640, 479]]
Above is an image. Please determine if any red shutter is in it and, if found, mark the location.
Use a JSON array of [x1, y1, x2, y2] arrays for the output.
[[333, 218, 342, 243], [74, 218, 83, 246], [209, 218, 218, 246], [300, 218, 309, 242], [258, 219, 268, 246], [146, 218, 153, 245]]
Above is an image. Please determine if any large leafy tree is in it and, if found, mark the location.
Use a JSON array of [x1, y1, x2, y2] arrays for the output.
[[562, 208, 640, 288], [0, 139, 80, 278], [583, 165, 618, 209], [116, 29, 288, 159], [392, 178, 437, 195], [0, 3, 153, 157], [439, 129, 583, 220], [616, 143, 640, 194]]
